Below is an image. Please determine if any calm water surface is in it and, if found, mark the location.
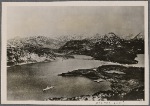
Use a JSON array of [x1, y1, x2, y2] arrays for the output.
[[7, 54, 144, 101]]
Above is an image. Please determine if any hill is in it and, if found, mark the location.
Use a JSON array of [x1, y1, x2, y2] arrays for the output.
[[7, 36, 60, 66], [8, 36, 62, 49], [59, 32, 144, 64]]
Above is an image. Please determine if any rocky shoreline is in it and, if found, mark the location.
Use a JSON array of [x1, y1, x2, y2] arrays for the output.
[[47, 65, 144, 101], [7, 47, 74, 67], [46, 86, 144, 101]]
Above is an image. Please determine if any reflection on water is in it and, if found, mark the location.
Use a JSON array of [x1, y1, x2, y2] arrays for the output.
[[7, 54, 144, 101]]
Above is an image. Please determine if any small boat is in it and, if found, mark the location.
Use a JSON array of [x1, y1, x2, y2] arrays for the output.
[[94, 79, 105, 83], [43, 86, 54, 92]]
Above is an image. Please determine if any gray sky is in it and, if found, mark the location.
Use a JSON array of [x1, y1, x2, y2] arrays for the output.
[[7, 6, 144, 39]]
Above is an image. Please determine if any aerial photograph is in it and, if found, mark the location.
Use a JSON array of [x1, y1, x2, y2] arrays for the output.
[[6, 5, 145, 102]]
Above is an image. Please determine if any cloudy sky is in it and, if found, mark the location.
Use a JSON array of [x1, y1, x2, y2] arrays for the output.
[[7, 6, 144, 39]]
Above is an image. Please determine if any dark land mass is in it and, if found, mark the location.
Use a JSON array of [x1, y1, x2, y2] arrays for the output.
[[51, 65, 144, 101], [59, 32, 144, 64], [47, 86, 144, 101]]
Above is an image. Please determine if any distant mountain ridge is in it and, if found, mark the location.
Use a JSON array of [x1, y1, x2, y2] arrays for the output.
[[7, 33, 144, 65], [8, 36, 62, 49]]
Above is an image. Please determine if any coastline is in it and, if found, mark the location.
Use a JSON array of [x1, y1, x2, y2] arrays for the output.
[[46, 86, 144, 101], [54, 64, 144, 101], [7, 57, 58, 68], [7, 54, 144, 101], [7, 53, 74, 67]]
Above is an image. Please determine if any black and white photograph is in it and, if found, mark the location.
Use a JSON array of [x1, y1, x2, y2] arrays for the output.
[[1, 1, 149, 105]]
